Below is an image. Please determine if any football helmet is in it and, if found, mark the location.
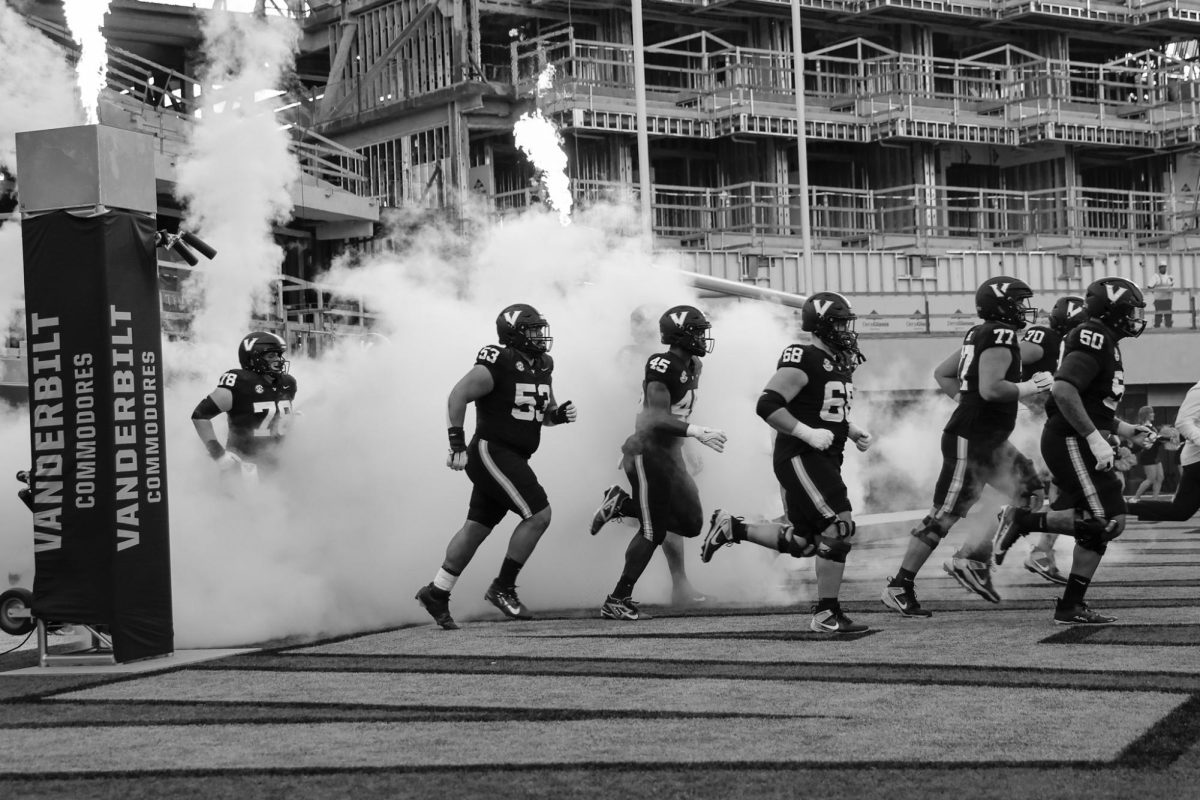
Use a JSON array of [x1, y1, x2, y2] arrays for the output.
[[1048, 295, 1086, 333], [238, 331, 288, 375], [496, 303, 552, 353], [1084, 277, 1146, 339], [976, 276, 1036, 328], [659, 305, 714, 356], [801, 291, 866, 368]]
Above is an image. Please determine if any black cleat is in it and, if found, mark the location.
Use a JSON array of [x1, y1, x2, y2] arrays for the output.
[[589, 485, 630, 536], [600, 594, 642, 621], [700, 509, 741, 563], [415, 583, 459, 630], [484, 582, 533, 620], [881, 579, 933, 618], [992, 505, 1027, 566], [810, 604, 869, 634], [1054, 599, 1116, 625]]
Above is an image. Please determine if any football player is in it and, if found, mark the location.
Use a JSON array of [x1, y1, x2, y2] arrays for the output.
[[1127, 379, 1200, 523], [1013, 295, 1086, 584], [881, 277, 1053, 617], [993, 277, 1153, 623], [415, 303, 576, 630], [588, 304, 710, 607], [598, 305, 727, 621], [192, 330, 296, 480], [701, 291, 872, 633]]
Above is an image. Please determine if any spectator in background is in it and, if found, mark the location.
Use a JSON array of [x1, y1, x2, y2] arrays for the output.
[[1129, 406, 1164, 501], [1128, 380, 1200, 523], [1146, 263, 1175, 328]]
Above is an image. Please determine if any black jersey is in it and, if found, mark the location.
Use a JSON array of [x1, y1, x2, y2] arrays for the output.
[[1020, 324, 1063, 378], [217, 368, 297, 459], [772, 343, 853, 464], [945, 320, 1022, 438], [472, 344, 553, 458], [626, 350, 701, 452], [1045, 320, 1126, 436]]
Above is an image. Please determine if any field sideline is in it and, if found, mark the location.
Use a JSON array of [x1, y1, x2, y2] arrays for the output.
[[2, 517, 1199, 799]]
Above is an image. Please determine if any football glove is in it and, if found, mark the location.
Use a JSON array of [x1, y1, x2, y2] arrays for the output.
[[686, 425, 727, 453], [1017, 371, 1054, 398], [549, 401, 577, 424], [1085, 430, 1114, 472], [852, 429, 873, 452], [446, 426, 468, 470]]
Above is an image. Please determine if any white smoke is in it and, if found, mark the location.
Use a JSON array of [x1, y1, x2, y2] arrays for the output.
[[174, 9, 300, 358], [0, 5, 83, 174]]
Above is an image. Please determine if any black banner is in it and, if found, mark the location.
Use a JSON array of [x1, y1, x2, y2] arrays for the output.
[[22, 210, 173, 662]]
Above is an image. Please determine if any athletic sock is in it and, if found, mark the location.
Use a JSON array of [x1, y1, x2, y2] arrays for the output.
[[496, 557, 523, 588], [1062, 574, 1091, 607]]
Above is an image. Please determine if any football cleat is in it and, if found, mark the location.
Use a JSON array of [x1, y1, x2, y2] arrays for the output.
[[810, 605, 869, 634], [1054, 600, 1116, 625], [589, 484, 630, 536], [943, 557, 1001, 603], [600, 595, 641, 621], [880, 580, 933, 618], [700, 509, 740, 563], [415, 583, 459, 630], [992, 505, 1026, 566], [1024, 550, 1068, 585], [484, 582, 533, 620]]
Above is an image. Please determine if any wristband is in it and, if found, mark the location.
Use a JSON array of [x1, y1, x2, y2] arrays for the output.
[[448, 426, 466, 449], [1016, 380, 1037, 399]]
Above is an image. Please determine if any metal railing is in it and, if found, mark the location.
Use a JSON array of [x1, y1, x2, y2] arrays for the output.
[[496, 179, 1198, 244], [21, 13, 368, 197]]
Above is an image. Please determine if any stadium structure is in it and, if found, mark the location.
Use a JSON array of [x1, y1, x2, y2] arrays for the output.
[[2, 0, 1197, 407]]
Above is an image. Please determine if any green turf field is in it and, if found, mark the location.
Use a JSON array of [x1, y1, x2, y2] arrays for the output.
[[2, 519, 1199, 799]]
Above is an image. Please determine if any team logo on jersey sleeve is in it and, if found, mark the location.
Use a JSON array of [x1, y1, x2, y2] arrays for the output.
[[680, 372, 688, 383], [255, 384, 264, 394], [516, 361, 525, 372], [823, 359, 833, 371]]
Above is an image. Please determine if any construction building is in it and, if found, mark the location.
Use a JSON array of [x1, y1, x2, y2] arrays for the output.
[[5, 0, 1198, 361]]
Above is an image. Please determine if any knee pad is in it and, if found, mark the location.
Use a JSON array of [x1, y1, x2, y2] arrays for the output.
[[777, 524, 817, 558], [1074, 513, 1121, 554], [816, 519, 854, 563], [911, 515, 947, 550]]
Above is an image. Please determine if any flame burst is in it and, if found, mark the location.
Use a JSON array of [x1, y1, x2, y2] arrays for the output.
[[514, 64, 572, 226], [62, 0, 113, 125]]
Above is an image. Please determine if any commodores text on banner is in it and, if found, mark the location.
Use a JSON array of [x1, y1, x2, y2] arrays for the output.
[[28, 306, 164, 554]]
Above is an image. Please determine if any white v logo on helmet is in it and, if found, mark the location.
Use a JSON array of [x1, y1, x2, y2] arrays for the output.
[[813, 299, 834, 317], [670, 312, 687, 327], [242, 338, 255, 351], [990, 282, 1012, 297], [503, 310, 521, 326], [1105, 285, 1127, 302]]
